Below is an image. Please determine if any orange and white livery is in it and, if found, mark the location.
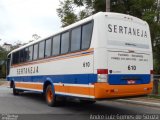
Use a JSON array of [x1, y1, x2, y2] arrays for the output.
[[6, 12, 153, 106]]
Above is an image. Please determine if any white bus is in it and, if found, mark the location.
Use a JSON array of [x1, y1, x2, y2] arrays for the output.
[[6, 12, 153, 106]]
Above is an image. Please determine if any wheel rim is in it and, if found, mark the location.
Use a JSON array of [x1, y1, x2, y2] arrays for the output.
[[47, 88, 53, 103]]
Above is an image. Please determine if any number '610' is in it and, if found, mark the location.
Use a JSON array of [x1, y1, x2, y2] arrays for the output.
[[128, 65, 136, 70]]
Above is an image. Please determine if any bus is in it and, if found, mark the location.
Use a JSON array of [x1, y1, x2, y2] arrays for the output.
[[6, 12, 153, 106]]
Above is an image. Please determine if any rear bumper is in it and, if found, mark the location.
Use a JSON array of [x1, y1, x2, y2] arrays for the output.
[[94, 82, 153, 99]]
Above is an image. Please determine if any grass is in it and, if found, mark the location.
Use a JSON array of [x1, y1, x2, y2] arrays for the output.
[[146, 82, 160, 99], [148, 94, 160, 99]]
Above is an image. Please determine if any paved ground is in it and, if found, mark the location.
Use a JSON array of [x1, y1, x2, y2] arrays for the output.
[[0, 86, 160, 120]]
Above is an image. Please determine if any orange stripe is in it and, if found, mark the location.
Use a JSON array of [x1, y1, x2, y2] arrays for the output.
[[15, 83, 43, 91], [54, 82, 153, 98], [11, 48, 94, 68], [54, 85, 65, 93], [54, 85, 94, 96], [15, 82, 153, 99]]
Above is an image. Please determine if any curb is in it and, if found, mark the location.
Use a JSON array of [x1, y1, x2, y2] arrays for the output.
[[116, 99, 160, 108]]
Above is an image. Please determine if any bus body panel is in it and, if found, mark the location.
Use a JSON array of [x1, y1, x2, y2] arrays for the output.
[[7, 12, 153, 101], [107, 50, 151, 85], [8, 50, 96, 98], [94, 82, 153, 99], [92, 12, 153, 98]]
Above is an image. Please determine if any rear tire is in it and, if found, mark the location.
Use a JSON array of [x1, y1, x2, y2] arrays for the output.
[[45, 85, 57, 107]]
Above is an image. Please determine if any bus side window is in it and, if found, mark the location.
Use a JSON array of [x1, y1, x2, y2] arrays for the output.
[[61, 32, 69, 54], [12, 51, 20, 64], [71, 26, 81, 52], [29, 46, 33, 61], [81, 22, 93, 50], [24, 47, 29, 61], [33, 44, 38, 60], [20, 49, 24, 63], [39, 41, 45, 59], [52, 35, 60, 56], [45, 38, 52, 57]]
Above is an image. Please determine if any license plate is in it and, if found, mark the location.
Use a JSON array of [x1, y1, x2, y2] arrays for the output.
[[127, 80, 135, 84]]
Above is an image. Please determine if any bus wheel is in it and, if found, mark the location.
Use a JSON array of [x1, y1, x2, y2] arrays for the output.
[[45, 85, 56, 107], [13, 83, 19, 95]]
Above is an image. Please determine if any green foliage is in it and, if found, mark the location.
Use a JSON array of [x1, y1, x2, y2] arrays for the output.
[[57, 0, 160, 73], [57, 0, 159, 26], [57, 0, 78, 27], [111, 0, 128, 14], [0, 47, 8, 60], [0, 46, 8, 78], [1, 64, 6, 78], [57, 0, 94, 27], [78, 10, 90, 20], [92, 0, 106, 13]]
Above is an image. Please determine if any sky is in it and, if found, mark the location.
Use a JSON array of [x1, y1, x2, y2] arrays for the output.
[[0, 0, 61, 45]]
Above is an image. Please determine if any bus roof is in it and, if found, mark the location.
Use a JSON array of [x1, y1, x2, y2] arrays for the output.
[[9, 12, 147, 54]]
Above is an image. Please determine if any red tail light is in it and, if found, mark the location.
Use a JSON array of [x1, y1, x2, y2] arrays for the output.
[[97, 69, 108, 83], [150, 70, 154, 82], [97, 69, 108, 74]]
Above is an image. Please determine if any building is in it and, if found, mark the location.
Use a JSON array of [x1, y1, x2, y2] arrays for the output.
[[2, 43, 12, 51]]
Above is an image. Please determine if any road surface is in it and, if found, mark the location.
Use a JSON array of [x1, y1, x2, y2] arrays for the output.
[[0, 86, 160, 120]]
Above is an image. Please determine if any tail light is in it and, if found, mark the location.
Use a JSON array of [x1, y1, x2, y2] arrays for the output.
[[97, 69, 108, 82], [150, 70, 154, 81]]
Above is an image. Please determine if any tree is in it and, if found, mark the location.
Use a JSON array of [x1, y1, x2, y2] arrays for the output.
[[57, 0, 78, 27], [32, 34, 41, 40], [57, 0, 93, 27], [57, 0, 160, 73], [57, 0, 159, 25], [11, 41, 22, 50], [0, 46, 8, 78]]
